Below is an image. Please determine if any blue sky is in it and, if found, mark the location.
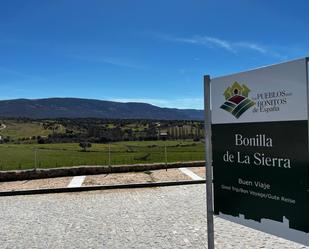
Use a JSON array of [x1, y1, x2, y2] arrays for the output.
[[0, 0, 308, 109]]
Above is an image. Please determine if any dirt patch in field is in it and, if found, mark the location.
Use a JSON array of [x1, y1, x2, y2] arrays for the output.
[[84, 172, 150, 186], [188, 167, 205, 179], [150, 169, 191, 182], [0, 177, 72, 191], [83, 168, 191, 186]]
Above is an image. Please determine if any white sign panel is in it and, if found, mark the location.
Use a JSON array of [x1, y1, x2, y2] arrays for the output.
[[211, 58, 308, 124]]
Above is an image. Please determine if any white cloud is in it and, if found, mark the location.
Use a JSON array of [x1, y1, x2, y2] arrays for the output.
[[201, 36, 236, 53], [235, 42, 267, 53], [109, 97, 204, 109], [160, 34, 283, 58]]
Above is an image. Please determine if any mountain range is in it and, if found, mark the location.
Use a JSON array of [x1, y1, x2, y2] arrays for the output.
[[0, 98, 204, 120]]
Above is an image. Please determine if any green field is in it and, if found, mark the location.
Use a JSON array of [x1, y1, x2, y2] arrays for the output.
[[0, 120, 59, 139], [0, 140, 205, 171]]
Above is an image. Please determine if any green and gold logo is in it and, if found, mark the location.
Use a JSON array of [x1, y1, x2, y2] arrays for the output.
[[220, 82, 255, 118]]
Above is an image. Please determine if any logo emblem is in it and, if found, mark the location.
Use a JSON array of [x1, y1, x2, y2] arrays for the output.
[[220, 82, 255, 118]]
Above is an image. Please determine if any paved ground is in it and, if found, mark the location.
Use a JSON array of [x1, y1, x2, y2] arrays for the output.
[[0, 185, 308, 249]]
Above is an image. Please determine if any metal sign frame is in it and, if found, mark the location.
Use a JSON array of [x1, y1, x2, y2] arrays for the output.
[[204, 75, 214, 249]]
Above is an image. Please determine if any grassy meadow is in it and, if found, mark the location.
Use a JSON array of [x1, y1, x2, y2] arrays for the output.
[[0, 140, 205, 171], [0, 120, 59, 139]]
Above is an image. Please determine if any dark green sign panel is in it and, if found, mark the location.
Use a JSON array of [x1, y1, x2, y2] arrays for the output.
[[213, 121, 309, 232]]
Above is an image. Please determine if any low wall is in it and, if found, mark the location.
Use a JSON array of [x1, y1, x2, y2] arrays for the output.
[[0, 161, 205, 182]]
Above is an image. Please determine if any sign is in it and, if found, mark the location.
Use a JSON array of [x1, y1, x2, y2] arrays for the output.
[[210, 58, 309, 245]]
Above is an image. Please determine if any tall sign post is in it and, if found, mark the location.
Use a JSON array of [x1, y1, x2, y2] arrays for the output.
[[205, 58, 309, 246], [204, 75, 215, 249]]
